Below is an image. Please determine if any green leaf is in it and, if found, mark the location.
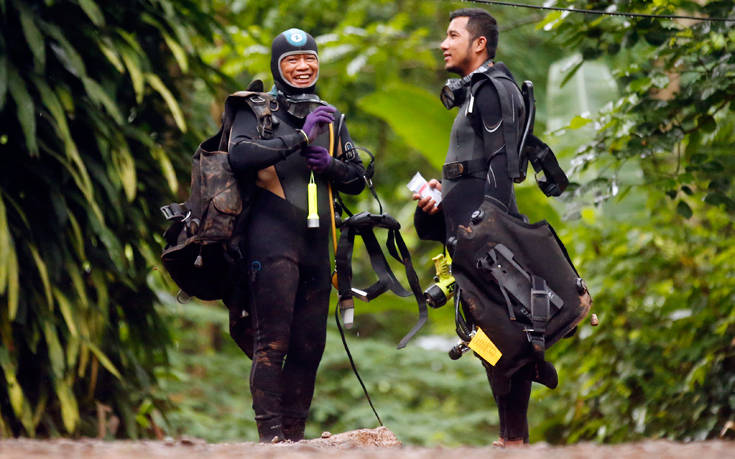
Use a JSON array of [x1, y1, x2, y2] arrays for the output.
[[82, 77, 123, 124], [55, 378, 79, 434], [53, 288, 78, 337], [162, 31, 189, 73], [6, 64, 37, 155], [569, 115, 592, 129], [45, 24, 87, 78], [676, 200, 693, 219], [97, 39, 125, 73], [28, 244, 53, 309], [112, 143, 137, 201], [120, 46, 145, 104], [41, 319, 65, 379], [77, 0, 105, 26], [145, 73, 187, 132], [0, 194, 19, 320], [85, 340, 122, 380], [0, 348, 34, 435], [358, 83, 454, 170], [151, 145, 179, 194], [17, 1, 45, 71]]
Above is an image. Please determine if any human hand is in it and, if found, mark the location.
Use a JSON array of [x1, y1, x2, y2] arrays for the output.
[[412, 178, 442, 214], [303, 145, 332, 172], [302, 105, 336, 142]]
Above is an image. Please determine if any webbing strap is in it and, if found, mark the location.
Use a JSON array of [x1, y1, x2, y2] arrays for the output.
[[475, 74, 522, 180], [334, 212, 428, 349], [529, 275, 549, 360]]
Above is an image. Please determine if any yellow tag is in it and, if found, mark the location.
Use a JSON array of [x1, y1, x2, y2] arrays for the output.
[[468, 327, 502, 366]]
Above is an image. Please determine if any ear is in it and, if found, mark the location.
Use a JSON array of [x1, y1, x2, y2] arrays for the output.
[[473, 36, 487, 57]]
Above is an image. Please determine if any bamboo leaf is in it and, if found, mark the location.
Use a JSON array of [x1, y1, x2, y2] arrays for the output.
[[6, 64, 38, 155], [81, 77, 123, 124], [17, 1, 45, 71], [66, 211, 86, 261], [55, 378, 79, 434], [144, 73, 187, 132], [66, 336, 80, 372], [32, 389, 48, 430], [66, 262, 89, 310], [45, 24, 86, 79], [84, 340, 122, 380], [162, 31, 189, 72], [28, 245, 53, 309], [77, 0, 105, 26], [112, 143, 138, 202], [152, 145, 179, 194], [120, 46, 145, 104], [53, 287, 78, 337], [42, 146, 103, 224], [97, 39, 124, 73], [0, 195, 21, 320], [0, 348, 34, 435], [41, 319, 65, 379]]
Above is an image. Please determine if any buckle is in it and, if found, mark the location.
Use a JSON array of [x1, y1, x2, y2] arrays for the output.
[[443, 162, 465, 180]]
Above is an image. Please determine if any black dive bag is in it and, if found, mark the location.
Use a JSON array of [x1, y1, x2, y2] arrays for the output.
[[160, 87, 277, 302], [451, 198, 592, 377]]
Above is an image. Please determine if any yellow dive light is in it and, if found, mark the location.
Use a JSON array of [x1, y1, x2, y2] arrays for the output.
[[307, 172, 319, 228]]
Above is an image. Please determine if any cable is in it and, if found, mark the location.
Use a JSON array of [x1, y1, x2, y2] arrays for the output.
[[334, 306, 384, 427], [463, 0, 735, 23]]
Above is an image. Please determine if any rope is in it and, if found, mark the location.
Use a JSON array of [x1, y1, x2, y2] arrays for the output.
[[463, 0, 735, 23]]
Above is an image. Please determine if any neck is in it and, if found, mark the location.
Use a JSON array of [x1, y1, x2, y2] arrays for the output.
[[462, 58, 494, 77]]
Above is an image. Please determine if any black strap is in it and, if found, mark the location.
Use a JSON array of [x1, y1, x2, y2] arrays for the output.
[[442, 158, 490, 180], [529, 275, 550, 360], [476, 74, 522, 181], [334, 212, 428, 349]]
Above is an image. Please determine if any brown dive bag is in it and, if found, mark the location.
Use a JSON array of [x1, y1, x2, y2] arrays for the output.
[[451, 198, 592, 378]]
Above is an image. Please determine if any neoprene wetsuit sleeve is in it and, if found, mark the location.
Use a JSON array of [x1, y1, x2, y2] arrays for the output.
[[476, 83, 515, 209], [228, 108, 308, 173], [323, 121, 365, 195], [413, 206, 446, 242]]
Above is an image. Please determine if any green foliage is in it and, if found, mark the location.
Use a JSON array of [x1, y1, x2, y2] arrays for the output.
[[0, 0, 228, 437], [533, 0, 735, 444]]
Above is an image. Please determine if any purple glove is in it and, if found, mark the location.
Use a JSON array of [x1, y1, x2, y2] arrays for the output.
[[302, 105, 336, 142], [303, 145, 332, 172]]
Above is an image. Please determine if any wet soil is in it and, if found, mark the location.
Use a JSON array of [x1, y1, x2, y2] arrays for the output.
[[1, 427, 733, 459]]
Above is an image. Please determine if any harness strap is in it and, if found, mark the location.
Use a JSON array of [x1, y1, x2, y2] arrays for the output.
[[474, 74, 523, 181], [442, 158, 490, 180], [529, 275, 550, 360], [334, 212, 428, 349]]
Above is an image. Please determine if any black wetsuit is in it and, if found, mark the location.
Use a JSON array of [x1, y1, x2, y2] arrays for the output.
[[227, 95, 365, 442], [415, 63, 534, 443]]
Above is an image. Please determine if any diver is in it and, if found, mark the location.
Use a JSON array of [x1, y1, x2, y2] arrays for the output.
[[226, 28, 365, 443], [413, 8, 558, 447]]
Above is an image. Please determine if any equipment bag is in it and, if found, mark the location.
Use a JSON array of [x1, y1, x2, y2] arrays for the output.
[[160, 84, 277, 302], [451, 198, 592, 377]]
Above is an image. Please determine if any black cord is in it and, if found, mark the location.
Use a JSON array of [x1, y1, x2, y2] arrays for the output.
[[464, 0, 735, 22], [334, 306, 384, 427]]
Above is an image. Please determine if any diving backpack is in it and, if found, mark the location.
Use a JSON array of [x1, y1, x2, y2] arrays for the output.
[[160, 82, 277, 302]]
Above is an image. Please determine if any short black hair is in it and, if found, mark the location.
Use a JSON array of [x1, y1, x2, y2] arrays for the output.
[[449, 8, 498, 60]]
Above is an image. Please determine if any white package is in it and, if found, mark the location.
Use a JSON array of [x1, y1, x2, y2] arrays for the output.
[[407, 172, 442, 206]]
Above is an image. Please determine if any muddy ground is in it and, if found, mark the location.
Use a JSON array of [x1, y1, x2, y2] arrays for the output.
[[1, 427, 734, 459]]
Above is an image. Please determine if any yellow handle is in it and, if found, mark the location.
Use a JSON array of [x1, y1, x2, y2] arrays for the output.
[[307, 172, 319, 228]]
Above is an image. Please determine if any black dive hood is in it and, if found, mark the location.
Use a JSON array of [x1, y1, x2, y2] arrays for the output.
[[270, 28, 319, 96]]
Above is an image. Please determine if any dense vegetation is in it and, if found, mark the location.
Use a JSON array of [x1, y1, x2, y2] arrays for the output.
[[1, 0, 733, 446]]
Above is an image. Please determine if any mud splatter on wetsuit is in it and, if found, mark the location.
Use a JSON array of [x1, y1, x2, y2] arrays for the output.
[[227, 99, 364, 442]]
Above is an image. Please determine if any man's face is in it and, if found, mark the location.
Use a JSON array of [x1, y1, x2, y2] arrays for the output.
[[279, 53, 319, 88], [440, 16, 475, 76]]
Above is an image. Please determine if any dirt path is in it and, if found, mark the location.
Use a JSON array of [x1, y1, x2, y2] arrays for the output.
[[1, 427, 733, 459]]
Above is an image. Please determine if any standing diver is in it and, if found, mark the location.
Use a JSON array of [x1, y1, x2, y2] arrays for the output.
[[226, 28, 365, 442], [413, 8, 559, 447]]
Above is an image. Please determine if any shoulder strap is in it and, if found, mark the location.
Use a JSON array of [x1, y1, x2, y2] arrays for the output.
[[472, 73, 523, 181], [219, 91, 279, 150]]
